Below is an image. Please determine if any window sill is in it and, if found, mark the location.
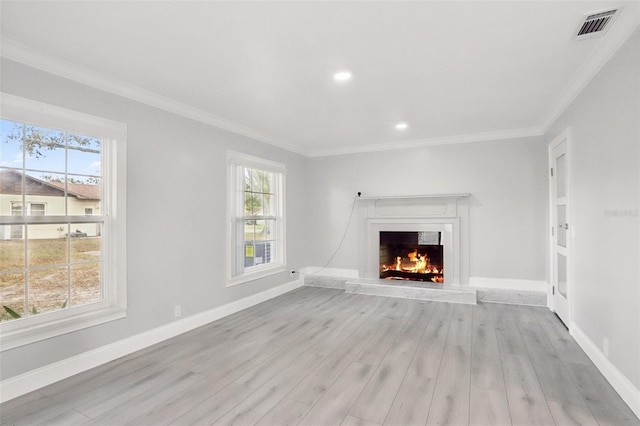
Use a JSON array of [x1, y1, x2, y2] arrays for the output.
[[227, 264, 287, 287], [0, 304, 126, 352]]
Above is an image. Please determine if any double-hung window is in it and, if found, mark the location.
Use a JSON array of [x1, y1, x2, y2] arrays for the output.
[[0, 93, 127, 350], [228, 151, 285, 284]]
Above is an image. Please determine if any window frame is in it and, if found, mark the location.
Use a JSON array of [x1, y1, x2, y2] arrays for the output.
[[227, 151, 286, 286], [0, 93, 127, 351]]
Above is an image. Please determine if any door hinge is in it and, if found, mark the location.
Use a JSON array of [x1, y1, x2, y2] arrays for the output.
[[552, 286, 555, 295], [551, 226, 554, 236], [550, 167, 554, 177]]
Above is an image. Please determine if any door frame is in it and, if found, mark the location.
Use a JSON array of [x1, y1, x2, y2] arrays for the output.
[[548, 127, 572, 326]]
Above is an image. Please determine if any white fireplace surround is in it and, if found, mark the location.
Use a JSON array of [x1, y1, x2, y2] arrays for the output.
[[357, 194, 470, 286]]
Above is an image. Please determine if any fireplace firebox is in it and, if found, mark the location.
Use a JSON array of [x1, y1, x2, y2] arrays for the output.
[[379, 231, 444, 283]]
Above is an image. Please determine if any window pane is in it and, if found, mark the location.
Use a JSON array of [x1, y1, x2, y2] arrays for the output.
[[0, 234, 25, 271], [67, 133, 101, 176], [67, 175, 102, 217], [556, 153, 566, 199], [71, 229, 102, 263], [557, 205, 566, 248], [25, 171, 66, 216], [30, 203, 45, 216], [29, 266, 68, 316], [253, 241, 273, 266], [252, 170, 273, 194], [262, 193, 275, 216], [28, 225, 68, 267], [71, 263, 101, 306], [557, 253, 567, 298], [0, 272, 25, 322], [23, 125, 66, 173], [0, 168, 24, 217], [0, 120, 24, 170], [11, 202, 22, 216], [244, 243, 255, 268], [254, 220, 275, 241], [244, 221, 255, 242]]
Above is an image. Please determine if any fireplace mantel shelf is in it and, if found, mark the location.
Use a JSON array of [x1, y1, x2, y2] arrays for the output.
[[358, 193, 470, 201]]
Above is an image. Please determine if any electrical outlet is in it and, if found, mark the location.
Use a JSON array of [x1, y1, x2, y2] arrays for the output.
[[603, 337, 609, 357], [174, 304, 181, 318]]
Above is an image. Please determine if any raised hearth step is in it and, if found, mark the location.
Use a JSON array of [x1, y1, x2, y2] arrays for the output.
[[344, 279, 477, 305]]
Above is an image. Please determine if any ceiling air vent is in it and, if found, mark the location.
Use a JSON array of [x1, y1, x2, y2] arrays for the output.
[[576, 9, 617, 37]]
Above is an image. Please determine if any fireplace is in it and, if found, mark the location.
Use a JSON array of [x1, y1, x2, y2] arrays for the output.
[[357, 194, 470, 286], [379, 231, 444, 283]]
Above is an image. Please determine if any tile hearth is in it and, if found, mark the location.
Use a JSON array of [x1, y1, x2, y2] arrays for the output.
[[304, 275, 476, 305], [304, 275, 547, 307]]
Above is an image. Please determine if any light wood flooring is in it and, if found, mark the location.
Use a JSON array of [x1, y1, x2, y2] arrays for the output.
[[2, 286, 639, 425]]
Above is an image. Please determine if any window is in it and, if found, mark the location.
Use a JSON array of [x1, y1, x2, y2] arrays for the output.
[[227, 151, 285, 284], [29, 203, 46, 216], [0, 93, 127, 350]]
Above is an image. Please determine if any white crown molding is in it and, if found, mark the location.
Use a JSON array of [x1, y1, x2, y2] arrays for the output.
[[539, 18, 640, 132], [0, 37, 309, 157], [3, 13, 637, 160], [307, 126, 545, 158]]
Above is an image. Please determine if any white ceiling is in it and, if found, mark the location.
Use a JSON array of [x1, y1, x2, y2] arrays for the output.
[[1, 1, 639, 157]]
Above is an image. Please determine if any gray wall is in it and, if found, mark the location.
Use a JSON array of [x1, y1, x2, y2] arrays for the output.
[[304, 137, 549, 281], [547, 28, 640, 390], [0, 59, 308, 381]]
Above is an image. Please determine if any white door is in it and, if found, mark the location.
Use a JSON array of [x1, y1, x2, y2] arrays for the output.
[[550, 131, 570, 326]]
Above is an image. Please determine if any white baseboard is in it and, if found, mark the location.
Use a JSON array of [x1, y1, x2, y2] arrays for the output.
[[570, 322, 640, 419], [300, 266, 359, 278], [0, 278, 303, 403], [469, 277, 547, 292]]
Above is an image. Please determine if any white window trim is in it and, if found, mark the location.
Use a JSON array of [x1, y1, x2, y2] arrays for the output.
[[226, 151, 286, 286], [0, 93, 127, 351]]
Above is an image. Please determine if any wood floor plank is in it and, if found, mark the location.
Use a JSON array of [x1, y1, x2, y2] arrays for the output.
[[126, 373, 242, 425], [533, 310, 593, 366], [2, 287, 638, 426], [547, 401, 599, 426], [287, 317, 376, 405], [471, 344, 505, 392], [491, 304, 529, 356], [214, 352, 323, 426], [341, 415, 382, 426], [501, 352, 555, 426], [471, 302, 505, 392], [349, 336, 420, 423], [527, 350, 587, 409], [469, 386, 512, 426], [383, 374, 436, 426], [446, 303, 473, 347], [298, 362, 375, 426], [518, 320, 556, 357], [254, 397, 310, 426], [306, 294, 382, 357], [168, 383, 255, 426], [425, 344, 471, 426], [29, 408, 90, 426], [407, 301, 452, 378], [73, 366, 190, 419], [564, 361, 640, 425], [233, 326, 321, 389], [397, 300, 435, 341], [84, 371, 205, 425], [354, 299, 412, 367]]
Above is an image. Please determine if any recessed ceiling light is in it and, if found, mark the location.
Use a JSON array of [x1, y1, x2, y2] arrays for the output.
[[395, 122, 408, 130], [334, 71, 352, 81]]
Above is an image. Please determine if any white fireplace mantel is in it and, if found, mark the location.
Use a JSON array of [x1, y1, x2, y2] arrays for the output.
[[357, 194, 470, 286]]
